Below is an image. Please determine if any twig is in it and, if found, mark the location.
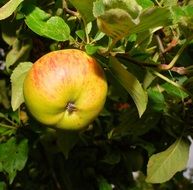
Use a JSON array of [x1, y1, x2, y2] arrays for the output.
[[0, 123, 17, 130], [51, 170, 62, 190], [116, 53, 158, 68], [170, 66, 187, 75], [155, 33, 165, 53], [158, 35, 193, 70], [153, 70, 191, 96], [63, 0, 78, 17], [64, 7, 78, 16], [164, 38, 178, 53]]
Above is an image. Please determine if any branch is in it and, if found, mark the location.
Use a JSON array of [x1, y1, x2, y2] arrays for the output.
[[116, 53, 158, 68]]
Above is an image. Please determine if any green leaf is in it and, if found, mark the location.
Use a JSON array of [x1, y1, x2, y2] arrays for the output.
[[76, 30, 85, 41], [108, 108, 160, 139], [23, 5, 70, 41], [93, 31, 105, 42], [6, 39, 32, 71], [85, 44, 102, 55], [70, 0, 95, 23], [98, 177, 113, 190], [162, 82, 188, 99], [172, 6, 193, 22], [102, 150, 121, 165], [0, 182, 6, 190], [0, 0, 23, 20], [56, 131, 79, 159], [143, 70, 156, 89], [148, 89, 165, 112], [0, 137, 28, 184], [136, 0, 154, 8], [11, 62, 33, 111], [146, 138, 190, 183], [109, 57, 148, 117], [171, 6, 193, 37], [85, 22, 92, 35]]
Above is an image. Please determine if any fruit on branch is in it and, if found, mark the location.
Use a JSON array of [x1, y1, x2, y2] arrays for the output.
[[23, 49, 108, 130]]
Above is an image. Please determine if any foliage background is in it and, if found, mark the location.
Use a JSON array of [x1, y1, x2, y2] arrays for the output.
[[1, 0, 193, 189]]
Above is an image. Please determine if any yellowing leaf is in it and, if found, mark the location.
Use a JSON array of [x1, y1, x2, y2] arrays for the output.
[[97, 9, 137, 40], [94, 0, 142, 40], [94, 0, 172, 41], [146, 138, 190, 183], [94, 0, 142, 19], [109, 57, 148, 117], [0, 0, 24, 20]]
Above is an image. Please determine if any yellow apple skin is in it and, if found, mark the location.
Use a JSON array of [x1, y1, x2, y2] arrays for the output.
[[23, 49, 108, 130]]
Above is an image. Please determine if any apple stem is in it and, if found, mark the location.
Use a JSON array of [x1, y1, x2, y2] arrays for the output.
[[66, 102, 77, 114]]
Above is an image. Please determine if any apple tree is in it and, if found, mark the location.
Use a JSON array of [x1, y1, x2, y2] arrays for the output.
[[1, 0, 193, 189]]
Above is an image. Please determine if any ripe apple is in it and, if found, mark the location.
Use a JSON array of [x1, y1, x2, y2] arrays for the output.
[[23, 49, 108, 130]]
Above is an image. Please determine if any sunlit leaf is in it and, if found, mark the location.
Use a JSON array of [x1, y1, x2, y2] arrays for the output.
[[11, 62, 33, 111], [93, 31, 105, 42], [163, 0, 178, 6], [109, 57, 148, 117], [146, 138, 190, 183], [162, 82, 188, 99], [171, 6, 193, 37], [0, 0, 23, 20], [85, 44, 101, 55], [23, 5, 70, 41]]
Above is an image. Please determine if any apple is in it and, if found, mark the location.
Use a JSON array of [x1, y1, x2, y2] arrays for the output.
[[23, 49, 108, 130]]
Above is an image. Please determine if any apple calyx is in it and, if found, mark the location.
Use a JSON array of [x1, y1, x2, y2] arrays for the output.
[[66, 101, 77, 114]]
